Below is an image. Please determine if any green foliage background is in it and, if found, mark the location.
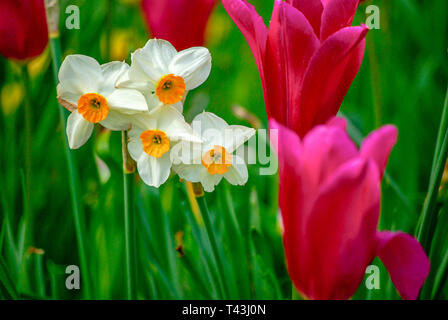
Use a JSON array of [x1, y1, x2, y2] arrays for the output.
[[0, 0, 447, 299]]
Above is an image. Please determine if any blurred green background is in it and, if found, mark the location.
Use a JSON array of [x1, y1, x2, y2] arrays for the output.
[[0, 0, 447, 299]]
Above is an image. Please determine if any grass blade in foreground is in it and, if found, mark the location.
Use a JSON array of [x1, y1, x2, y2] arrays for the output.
[[416, 84, 448, 251], [195, 185, 229, 299]]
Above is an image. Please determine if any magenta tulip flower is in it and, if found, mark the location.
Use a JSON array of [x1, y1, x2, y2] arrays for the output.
[[141, 0, 216, 51], [0, 0, 48, 61], [223, 0, 368, 138], [269, 117, 430, 300]]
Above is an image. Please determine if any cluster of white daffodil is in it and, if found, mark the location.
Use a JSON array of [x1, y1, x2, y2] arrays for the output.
[[56, 39, 255, 192]]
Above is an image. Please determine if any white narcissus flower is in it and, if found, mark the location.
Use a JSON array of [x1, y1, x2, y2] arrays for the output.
[[57, 55, 148, 149], [117, 39, 212, 112], [173, 112, 255, 192], [127, 105, 202, 188]]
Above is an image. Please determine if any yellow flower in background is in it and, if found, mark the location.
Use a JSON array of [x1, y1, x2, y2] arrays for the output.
[[100, 30, 142, 62], [1, 82, 24, 116], [27, 47, 50, 78]]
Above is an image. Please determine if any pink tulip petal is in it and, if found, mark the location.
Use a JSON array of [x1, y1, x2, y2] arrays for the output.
[[305, 158, 380, 299], [265, 0, 320, 126], [297, 25, 368, 137], [376, 231, 430, 300], [320, 0, 359, 41], [361, 125, 398, 178], [269, 119, 310, 292], [142, 0, 216, 51], [222, 0, 267, 86], [301, 125, 358, 191], [285, 0, 323, 36], [268, 119, 302, 229], [326, 116, 347, 131]]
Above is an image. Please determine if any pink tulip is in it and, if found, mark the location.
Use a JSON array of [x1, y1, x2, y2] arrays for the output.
[[223, 0, 368, 138], [269, 117, 430, 300], [141, 0, 216, 51]]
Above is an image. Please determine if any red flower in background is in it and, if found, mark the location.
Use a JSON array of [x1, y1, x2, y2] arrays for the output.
[[223, 0, 368, 138], [0, 0, 48, 61], [270, 117, 430, 300], [141, 0, 216, 51]]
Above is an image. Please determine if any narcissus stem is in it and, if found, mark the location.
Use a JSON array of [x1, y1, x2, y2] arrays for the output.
[[122, 131, 136, 299], [47, 13, 91, 298], [416, 85, 448, 252]]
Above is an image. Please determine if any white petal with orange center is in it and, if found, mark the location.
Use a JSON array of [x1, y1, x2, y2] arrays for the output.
[[224, 155, 248, 186], [58, 54, 103, 95], [66, 110, 94, 149], [169, 47, 212, 91]]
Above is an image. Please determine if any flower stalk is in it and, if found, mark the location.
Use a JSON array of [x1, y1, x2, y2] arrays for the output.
[[122, 131, 136, 299], [45, 0, 91, 299], [19, 64, 33, 249]]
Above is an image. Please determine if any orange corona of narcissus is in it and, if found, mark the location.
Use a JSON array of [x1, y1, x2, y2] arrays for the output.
[[0, 0, 49, 61]]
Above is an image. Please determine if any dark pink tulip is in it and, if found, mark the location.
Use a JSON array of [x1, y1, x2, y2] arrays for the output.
[[141, 0, 216, 51], [0, 0, 48, 61], [270, 117, 430, 300], [223, 0, 367, 138]]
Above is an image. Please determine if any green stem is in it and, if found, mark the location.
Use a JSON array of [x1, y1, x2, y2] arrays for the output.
[[197, 195, 229, 299], [416, 85, 448, 251], [48, 36, 91, 299], [20, 65, 33, 248], [21, 64, 31, 192], [122, 131, 136, 299]]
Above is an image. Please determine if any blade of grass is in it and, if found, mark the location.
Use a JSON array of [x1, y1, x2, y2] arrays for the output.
[[0, 256, 18, 299], [0, 191, 19, 282], [197, 192, 231, 298], [430, 86, 448, 182], [136, 200, 181, 299], [181, 183, 220, 299], [416, 85, 448, 251], [432, 247, 448, 299]]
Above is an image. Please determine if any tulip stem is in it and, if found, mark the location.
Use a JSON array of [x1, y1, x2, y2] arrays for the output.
[[21, 64, 31, 196], [48, 35, 92, 299], [416, 85, 448, 252], [122, 131, 136, 299], [20, 64, 33, 248], [197, 194, 229, 299]]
